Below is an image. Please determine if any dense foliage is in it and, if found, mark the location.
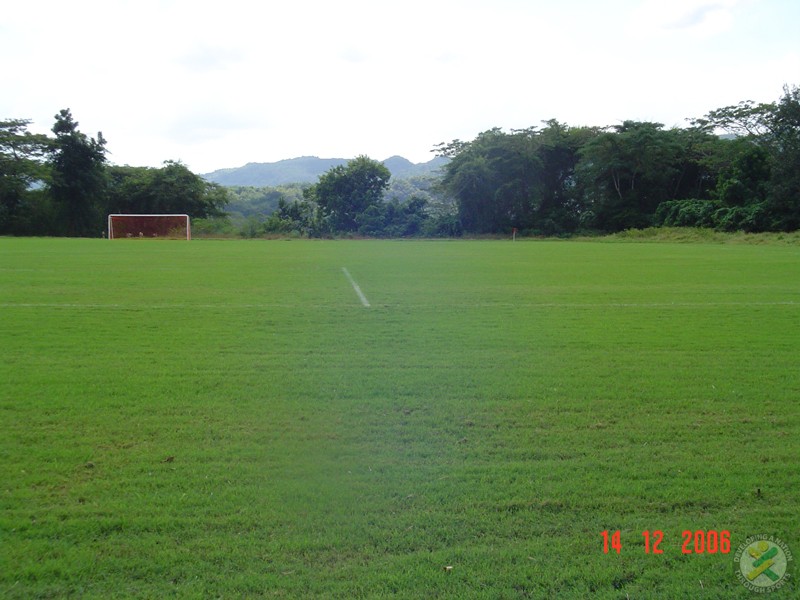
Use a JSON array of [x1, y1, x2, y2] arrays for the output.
[[0, 119, 50, 235], [3, 87, 798, 238], [437, 85, 800, 235], [253, 156, 457, 238], [0, 109, 228, 237], [304, 155, 391, 232], [106, 162, 228, 218], [224, 184, 306, 219], [49, 109, 109, 236]]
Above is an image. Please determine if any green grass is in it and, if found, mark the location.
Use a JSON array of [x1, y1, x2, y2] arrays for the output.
[[1, 237, 798, 598]]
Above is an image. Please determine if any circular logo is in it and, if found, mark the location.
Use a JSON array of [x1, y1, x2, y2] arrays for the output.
[[734, 535, 793, 593]]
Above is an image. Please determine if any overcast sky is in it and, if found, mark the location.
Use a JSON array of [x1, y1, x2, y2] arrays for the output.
[[2, 0, 798, 173]]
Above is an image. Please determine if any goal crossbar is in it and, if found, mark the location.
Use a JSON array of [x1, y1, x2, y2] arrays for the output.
[[108, 214, 191, 240]]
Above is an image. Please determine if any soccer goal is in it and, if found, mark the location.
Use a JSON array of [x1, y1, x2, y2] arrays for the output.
[[107, 214, 191, 240]]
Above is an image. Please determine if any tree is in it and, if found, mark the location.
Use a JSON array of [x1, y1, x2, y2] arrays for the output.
[[701, 85, 800, 230], [304, 155, 390, 232], [0, 119, 50, 234], [714, 141, 770, 207], [440, 146, 502, 233], [534, 121, 600, 233], [576, 122, 683, 231], [669, 126, 725, 201], [147, 161, 228, 217], [106, 161, 229, 218], [437, 128, 539, 233], [49, 109, 107, 236], [764, 85, 800, 230], [355, 196, 429, 237], [696, 100, 775, 138], [263, 196, 318, 235], [437, 123, 599, 234]]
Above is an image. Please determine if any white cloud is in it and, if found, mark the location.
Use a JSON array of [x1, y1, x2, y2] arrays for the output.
[[2, 0, 798, 173], [628, 0, 739, 38], [179, 46, 245, 72]]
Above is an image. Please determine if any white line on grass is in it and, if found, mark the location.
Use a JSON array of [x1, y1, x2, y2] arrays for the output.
[[341, 267, 371, 307], [2, 300, 798, 310]]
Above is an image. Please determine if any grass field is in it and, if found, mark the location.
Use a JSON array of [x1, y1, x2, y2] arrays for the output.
[[1, 237, 798, 598]]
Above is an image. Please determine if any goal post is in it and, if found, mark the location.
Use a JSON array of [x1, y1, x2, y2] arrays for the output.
[[107, 214, 191, 240]]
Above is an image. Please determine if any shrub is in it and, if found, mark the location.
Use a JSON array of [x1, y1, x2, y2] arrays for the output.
[[654, 199, 720, 228], [714, 203, 769, 232]]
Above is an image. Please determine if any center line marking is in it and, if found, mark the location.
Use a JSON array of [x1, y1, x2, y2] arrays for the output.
[[342, 267, 370, 307]]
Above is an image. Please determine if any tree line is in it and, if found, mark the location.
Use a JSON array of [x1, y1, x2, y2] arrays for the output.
[[434, 85, 800, 235], [253, 155, 459, 238], [0, 109, 228, 237], [3, 86, 798, 238], [231, 85, 800, 238]]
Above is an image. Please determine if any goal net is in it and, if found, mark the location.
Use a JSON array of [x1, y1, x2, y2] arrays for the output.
[[107, 214, 191, 240]]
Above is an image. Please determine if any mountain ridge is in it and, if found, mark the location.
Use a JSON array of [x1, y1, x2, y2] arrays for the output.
[[202, 155, 447, 187]]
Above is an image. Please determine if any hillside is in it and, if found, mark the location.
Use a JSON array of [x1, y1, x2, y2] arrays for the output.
[[202, 155, 448, 186]]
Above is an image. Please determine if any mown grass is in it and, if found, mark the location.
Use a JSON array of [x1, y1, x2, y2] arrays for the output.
[[1, 237, 798, 598]]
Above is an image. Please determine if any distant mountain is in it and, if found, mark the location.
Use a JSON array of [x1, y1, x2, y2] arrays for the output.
[[202, 155, 448, 187], [383, 155, 450, 178]]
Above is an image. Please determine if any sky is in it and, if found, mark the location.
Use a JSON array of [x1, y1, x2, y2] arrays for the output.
[[2, 0, 799, 174]]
